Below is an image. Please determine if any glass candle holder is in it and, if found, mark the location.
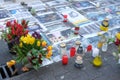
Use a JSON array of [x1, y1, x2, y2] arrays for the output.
[[74, 27, 79, 35], [92, 48, 99, 57], [62, 55, 68, 65], [75, 40, 81, 51], [60, 43, 66, 58]]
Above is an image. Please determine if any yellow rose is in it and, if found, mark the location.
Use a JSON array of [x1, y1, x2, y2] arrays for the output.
[[6, 60, 16, 68], [116, 32, 120, 40], [47, 46, 52, 51], [42, 41, 47, 47], [37, 41, 41, 46]]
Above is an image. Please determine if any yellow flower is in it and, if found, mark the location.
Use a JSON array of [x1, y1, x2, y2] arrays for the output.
[[37, 41, 41, 46], [19, 42, 23, 47], [116, 32, 120, 40], [6, 60, 16, 68], [22, 37, 28, 44], [47, 46, 52, 51], [27, 34, 31, 38], [29, 37, 35, 45], [20, 36, 24, 41], [46, 51, 52, 59], [42, 41, 47, 47]]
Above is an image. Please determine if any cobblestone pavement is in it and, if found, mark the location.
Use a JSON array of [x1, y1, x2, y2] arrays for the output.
[[0, 40, 120, 80]]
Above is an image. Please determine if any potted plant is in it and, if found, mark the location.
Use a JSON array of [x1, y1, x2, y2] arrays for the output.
[[1, 20, 29, 54], [13, 33, 52, 70]]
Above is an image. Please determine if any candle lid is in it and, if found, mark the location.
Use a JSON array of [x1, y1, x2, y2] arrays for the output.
[[77, 45, 83, 54], [60, 43, 66, 48], [75, 40, 81, 45]]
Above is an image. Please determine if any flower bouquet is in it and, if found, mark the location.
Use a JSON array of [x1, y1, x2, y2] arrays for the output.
[[13, 33, 52, 70], [1, 20, 29, 54]]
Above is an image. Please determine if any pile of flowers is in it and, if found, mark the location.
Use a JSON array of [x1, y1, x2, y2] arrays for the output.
[[14, 33, 52, 70], [2, 20, 29, 43]]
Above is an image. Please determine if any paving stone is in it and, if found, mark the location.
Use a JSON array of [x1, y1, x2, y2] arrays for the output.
[[9, 70, 39, 80], [83, 64, 104, 80], [0, 40, 13, 65], [95, 76, 113, 80], [51, 62, 69, 76], [37, 71, 56, 80], [55, 73, 73, 80]]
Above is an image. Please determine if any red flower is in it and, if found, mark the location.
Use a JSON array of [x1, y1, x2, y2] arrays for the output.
[[7, 34, 12, 40], [24, 24, 28, 28], [6, 21, 11, 27], [21, 19, 26, 25], [14, 20, 17, 24], [21, 20, 29, 28], [11, 27, 16, 35], [24, 30, 29, 35]]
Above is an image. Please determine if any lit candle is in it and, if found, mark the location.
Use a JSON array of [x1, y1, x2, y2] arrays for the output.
[[70, 47, 76, 57], [75, 40, 81, 50], [62, 55, 68, 65]]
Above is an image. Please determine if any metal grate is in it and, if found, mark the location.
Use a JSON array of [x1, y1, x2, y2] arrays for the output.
[[0, 65, 18, 80]]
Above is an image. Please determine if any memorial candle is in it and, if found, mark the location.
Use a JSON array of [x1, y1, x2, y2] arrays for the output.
[[62, 55, 68, 65], [70, 47, 76, 57]]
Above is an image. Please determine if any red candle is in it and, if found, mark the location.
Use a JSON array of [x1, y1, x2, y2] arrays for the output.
[[87, 45, 92, 52], [74, 27, 80, 35], [70, 47, 76, 57], [63, 15, 68, 22], [62, 55, 68, 65]]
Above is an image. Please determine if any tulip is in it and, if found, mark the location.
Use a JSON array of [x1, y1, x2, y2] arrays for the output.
[[6, 21, 11, 27], [47, 46, 52, 51], [37, 41, 41, 47], [42, 41, 47, 47], [19, 42, 23, 47], [46, 51, 52, 59]]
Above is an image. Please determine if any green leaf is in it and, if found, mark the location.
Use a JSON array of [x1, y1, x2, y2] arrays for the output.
[[32, 58, 38, 64], [27, 52, 32, 57], [33, 65, 39, 70]]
